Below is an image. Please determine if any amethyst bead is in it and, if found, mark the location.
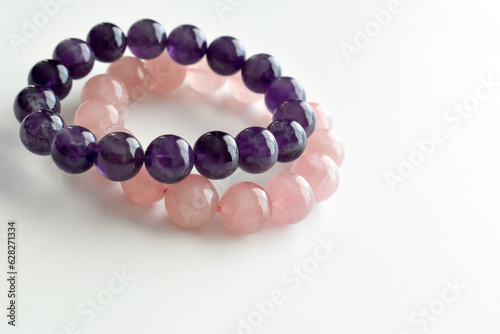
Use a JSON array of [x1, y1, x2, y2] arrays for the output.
[[267, 120, 307, 162], [87, 22, 127, 63], [242, 54, 282, 94], [193, 131, 239, 180], [235, 127, 278, 174], [51, 126, 97, 174], [127, 19, 167, 60], [95, 132, 144, 181], [167, 24, 207, 65], [14, 85, 60, 123], [273, 100, 316, 137], [28, 60, 72, 100], [19, 109, 65, 155], [265, 77, 306, 113], [145, 135, 194, 184], [53, 38, 95, 79], [206, 36, 246, 76]]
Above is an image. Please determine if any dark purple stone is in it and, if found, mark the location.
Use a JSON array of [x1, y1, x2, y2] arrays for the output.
[[95, 132, 144, 182], [267, 120, 307, 162], [145, 135, 194, 184], [53, 38, 95, 79], [235, 127, 278, 174], [28, 59, 72, 100], [265, 77, 306, 113], [19, 109, 65, 155], [273, 100, 316, 137], [127, 19, 167, 60], [242, 54, 281, 94], [193, 131, 239, 180], [51, 126, 97, 174], [206, 36, 246, 76], [87, 22, 127, 63], [13, 85, 60, 123], [167, 24, 207, 65]]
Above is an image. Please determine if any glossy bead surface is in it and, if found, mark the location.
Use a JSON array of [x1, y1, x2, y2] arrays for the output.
[[107, 56, 151, 101], [28, 60, 72, 99], [186, 57, 227, 94], [73, 99, 124, 136], [81, 74, 129, 111], [14, 85, 60, 123], [51, 126, 97, 174], [87, 22, 127, 63], [121, 167, 167, 205], [303, 129, 344, 167], [206, 36, 246, 76], [265, 77, 306, 112], [94, 126, 133, 140], [167, 24, 207, 65], [267, 119, 307, 162], [229, 73, 262, 104], [145, 51, 187, 94], [127, 19, 167, 60], [20, 109, 64, 155], [309, 102, 332, 130], [273, 99, 316, 137], [53, 38, 95, 79], [242, 54, 282, 93], [236, 126, 278, 174], [193, 131, 239, 180]]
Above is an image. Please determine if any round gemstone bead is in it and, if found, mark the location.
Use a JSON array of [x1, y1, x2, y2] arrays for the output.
[[20, 109, 65, 155], [167, 24, 207, 65], [229, 73, 262, 104], [95, 126, 133, 141], [81, 74, 129, 111], [121, 167, 167, 205], [95, 132, 144, 182], [50, 125, 97, 174], [193, 131, 239, 180], [186, 57, 228, 94], [28, 59, 72, 99], [127, 19, 167, 60], [242, 54, 282, 93], [107, 56, 151, 102], [52, 38, 95, 79], [73, 99, 124, 136], [13, 85, 60, 123], [145, 51, 187, 95], [303, 129, 344, 167], [267, 119, 307, 162], [265, 77, 306, 112], [206, 36, 246, 76], [309, 102, 332, 130], [145, 135, 194, 184], [235, 126, 278, 174], [87, 22, 127, 63], [272, 99, 316, 137]]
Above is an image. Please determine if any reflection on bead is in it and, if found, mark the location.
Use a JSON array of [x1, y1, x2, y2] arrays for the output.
[[272, 99, 316, 137], [81, 74, 129, 111], [206, 36, 246, 76], [127, 19, 167, 60], [193, 131, 239, 179], [87, 22, 127, 63], [73, 99, 124, 136], [265, 76, 305, 112], [107, 56, 151, 102], [53, 38, 95, 79], [145, 51, 187, 95], [236, 126, 278, 174], [242, 54, 282, 94], [303, 129, 344, 167], [14, 85, 60, 123], [20, 109, 65, 155], [28, 59, 72, 99], [167, 24, 207, 65], [51, 126, 97, 174]]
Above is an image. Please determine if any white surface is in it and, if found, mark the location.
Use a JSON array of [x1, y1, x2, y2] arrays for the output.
[[1, 0, 500, 333]]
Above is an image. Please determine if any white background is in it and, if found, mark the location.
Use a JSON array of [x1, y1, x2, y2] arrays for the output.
[[1, 0, 500, 333]]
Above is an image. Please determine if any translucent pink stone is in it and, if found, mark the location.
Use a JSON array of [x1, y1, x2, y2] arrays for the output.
[[121, 167, 167, 205], [94, 126, 133, 140], [303, 129, 345, 166], [219, 182, 271, 235], [290, 153, 340, 202], [265, 173, 314, 225], [81, 74, 129, 111], [73, 99, 124, 135], [107, 56, 151, 102], [309, 102, 332, 130], [186, 57, 228, 94], [229, 73, 262, 104], [145, 51, 187, 95], [164, 174, 219, 229]]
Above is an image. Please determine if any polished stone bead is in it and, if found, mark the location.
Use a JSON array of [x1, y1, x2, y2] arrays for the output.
[[167, 24, 207, 65], [206, 36, 246, 76], [272, 99, 316, 137], [265, 77, 306, 112], [28, 60, 72, 99], [53, 38, 95, 79], [87, 22, 127, 63], [19, 109, 64, 155], [242, 54, 281, 93], [13, 85, 60, 123], [121, 167, 167, 205], [193, 131, 239, 179], [127, 19, 167, 60], [51, 126, 97, 174], [236, 126, 278, 174], [267, 119, 307, 162]]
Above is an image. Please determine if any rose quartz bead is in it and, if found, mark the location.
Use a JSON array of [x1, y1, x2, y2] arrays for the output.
[[73, 99, 124, 135], [219, 182, 271, 235], [107, 56, 151, 102], [145, 51, 187, 95], [121, 167, 167, 205], [309, 102, 332, 130], [229, 73, 262, 104], [265, 173, 314, 225], [164, 174, 219, 229], [81, 74, 129, 111], [94, 126, 133, 140], [291, 153, 340, 202], [303, 129, 345, 166], [186, 57, 228, 94]]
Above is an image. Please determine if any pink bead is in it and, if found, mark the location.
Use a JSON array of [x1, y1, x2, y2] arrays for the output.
[[121, 167, 167, 205], [309, 102, 332, 130], [219, 182, 271, 235], [107, 56, 151, 102], [94, 126, 133, 140], [186, 57, 228, 94], [303, 129, 345, 166], [265, 173, 314, 225], [229, 73, 262, 104], [81, 74, 129, 111], [145, 51, 187, 95], [290, 153, 340, 202], [164, 174, 219, 229], [73, 99, 124, 135]]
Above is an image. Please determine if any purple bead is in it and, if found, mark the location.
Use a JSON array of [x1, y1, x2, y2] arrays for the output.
[[235, 127, 278, 174], [242, 54, 282, 93], [51, 126, 97, 174], [265, 77, 306, 113], [206, 36, 246, 76], [14, 85, 60, 123], [28, 60, 72, 100], [19, 109, 65, 155], [193, 131, 239, 180], [267, 120, 307, 162], [53, 38, 95, 79], [167, 24, 207, 65], [127, 19, 167, 60], [145, 135, 194, 184], [87, 22, 127, 63], [95, 132, 144, 182], [273, 100, 316, 137]]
